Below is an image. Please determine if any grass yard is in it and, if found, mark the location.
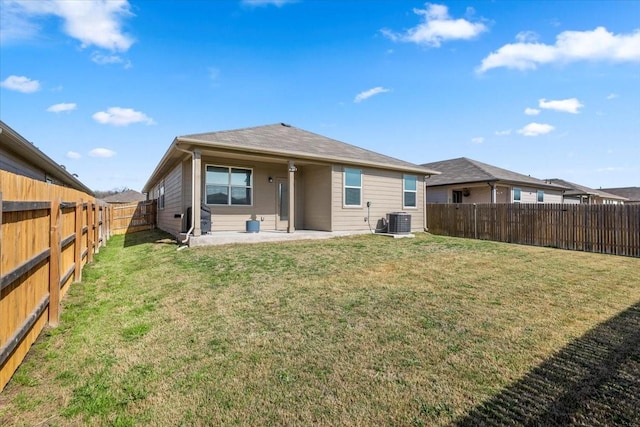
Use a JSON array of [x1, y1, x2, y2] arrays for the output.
[[1, 230, 638, 426]]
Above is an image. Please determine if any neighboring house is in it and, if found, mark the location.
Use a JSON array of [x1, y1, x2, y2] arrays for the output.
[[421, 157, 567, 204], [0, 120, 93, 194], [142, 123, 440, 243], [600, 187, 640, 205], [545, 178, 627, 205], [101, 189, 147, 204]]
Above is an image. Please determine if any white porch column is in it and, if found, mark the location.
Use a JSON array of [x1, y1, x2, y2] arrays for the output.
[[193, 150, 202, 236], [490, 184, 497, 203], [288, 161, 296, 233]]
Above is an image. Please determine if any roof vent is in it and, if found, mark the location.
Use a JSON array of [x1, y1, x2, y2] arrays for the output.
[[280, 122, 291, 127]]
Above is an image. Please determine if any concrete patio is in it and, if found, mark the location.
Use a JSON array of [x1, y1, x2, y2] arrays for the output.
[[181, 229, 415, 247]]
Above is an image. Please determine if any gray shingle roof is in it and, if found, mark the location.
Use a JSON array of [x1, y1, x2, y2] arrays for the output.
[[101, 190, 147, 203], [179, 123, 439, 175], [600, 186, 640, 202], [546, 179, 628, 200], [421, 157, 568, 190]]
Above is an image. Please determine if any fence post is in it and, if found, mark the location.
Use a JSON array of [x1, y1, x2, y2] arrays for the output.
[[74, 199, 83, 281], [94, 203, 100, 253], [49, 198, 62, 327], [473, 203, 478, 240], [0, 192, 3, 280], [87, 203, 94, 263]]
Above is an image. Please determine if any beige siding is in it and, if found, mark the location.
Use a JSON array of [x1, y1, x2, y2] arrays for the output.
[[302, 165, 331, 231], [513, 186, 563, 203], [331, 165, 424, 232], [155, 164, 183, 236]]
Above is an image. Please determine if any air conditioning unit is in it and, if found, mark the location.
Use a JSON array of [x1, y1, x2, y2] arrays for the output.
[[387, 212, 411, 234]]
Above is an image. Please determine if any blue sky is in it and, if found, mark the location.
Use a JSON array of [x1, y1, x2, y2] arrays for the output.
[[1, 0, 638, 191]]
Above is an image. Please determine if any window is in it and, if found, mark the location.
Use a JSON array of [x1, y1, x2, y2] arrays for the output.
[[537, 190, 544, 203], [344, 168, 362, 206], [158, 181, 165, 210], [205, 166, 252, 206], [403, 175, 417, 208], [513, 188, 521, 202], [452, 190, 463, 204]]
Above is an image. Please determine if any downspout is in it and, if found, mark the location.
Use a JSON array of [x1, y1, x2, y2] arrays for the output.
[[175, 143, 195, 244]]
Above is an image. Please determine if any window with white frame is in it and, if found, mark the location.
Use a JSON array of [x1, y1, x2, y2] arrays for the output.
[[344, 168, 362, 206], [537, 190, 544, 203], [158, 181, 165, 210], [513, 187, 521, 202], [205, 165, 252, 206], [403, 175, 417, 208]]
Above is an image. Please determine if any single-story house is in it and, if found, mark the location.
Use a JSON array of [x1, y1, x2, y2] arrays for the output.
[[0, 120, 93, 194], [599, 187, 640, 205], [421, 157, 567, 204], [142, 123, 440, 244], [545, 178, 627, 205]]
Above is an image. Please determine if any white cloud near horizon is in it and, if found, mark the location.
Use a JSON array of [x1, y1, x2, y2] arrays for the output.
[[241, 0, 296, 7], [92, 107, 155, 126], [0, 74, 40, 92], [471, 137, 484, 144], [606, 93, 619, 100], [524, 107, 540, 116], [381, 3, 487, 47], [89, 148, 116, 158], [2, 0, 134, 51], [47, 102, 77, 113], [91, 51, 132, 68], [495, 129, 511, 136], [66, 151, 82, 159], [354, 86, 390, 103], [478, 26, 640, 73], [517, 122, 555, 136], [539, 98, 583, 114]]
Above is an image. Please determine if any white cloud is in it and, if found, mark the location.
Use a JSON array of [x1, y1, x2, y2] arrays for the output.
[[539, 98, 583, 114], [3, 0, 134, 51], [471, 137, 484, 144], [91, 51, 132, 68], [606, 93, 619, 100], [524, 107, 540, 116], [241, 0, 296, 6], [354, 86, 390, 103], [381, 3, 487, 47], [47, 102, 77, 113], [477, 27, 640, 73], [66, 151, 82, 159], [515, 31, 539, 43], [92, 107, 155, 126], [495, 129, 511, 136], [517, 122, 555, 137], [89, 148, 116, 158], [0, 75, 40, 93]]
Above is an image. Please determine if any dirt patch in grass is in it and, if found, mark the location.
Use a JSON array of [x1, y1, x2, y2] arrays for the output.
[[1, 230, 638, 426]]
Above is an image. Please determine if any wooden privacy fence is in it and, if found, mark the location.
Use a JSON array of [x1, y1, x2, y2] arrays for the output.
[[0, 171, 112, 391], [426, 203, 640, 257], [110, 200, 156, 235]]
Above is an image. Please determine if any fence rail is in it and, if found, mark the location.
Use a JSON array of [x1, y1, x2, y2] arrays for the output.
[[0, 171, 112, 391], [426, 203, 640, 257]]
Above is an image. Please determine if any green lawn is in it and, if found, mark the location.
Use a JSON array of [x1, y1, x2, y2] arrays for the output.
[[1, 230, 638, 426]]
